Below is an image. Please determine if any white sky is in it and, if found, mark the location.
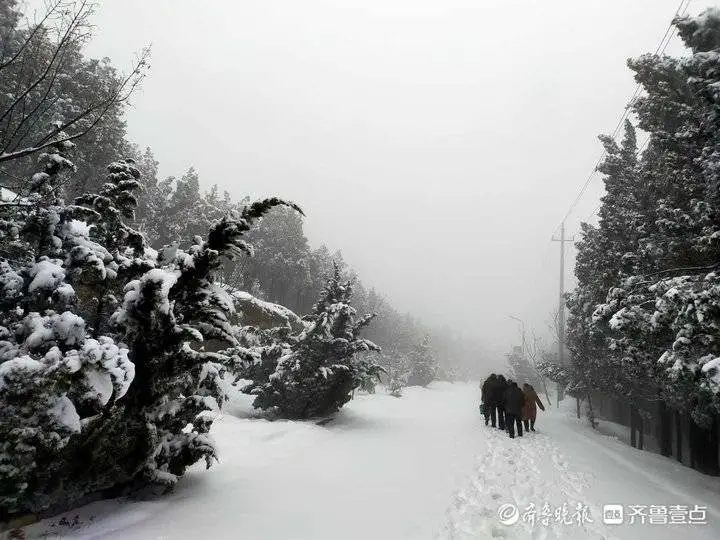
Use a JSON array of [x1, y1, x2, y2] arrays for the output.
[[76, 0, 712, 356]]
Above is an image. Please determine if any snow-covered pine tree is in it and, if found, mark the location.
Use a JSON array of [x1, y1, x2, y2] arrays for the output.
[[0, 143, 137, 517], [537, 356, 572, 390], [242, 262, 382, 418], [384, 351, 411, 397], [634, 10, 720, 425], [566, 120, 653, 407], [110, 198, 301, 487], [0, 136, 299, 518], [235, 205, 315, 311], [407, 335, 437, 387], [585, 8, 720, 428], [355, 350, 383, 393]]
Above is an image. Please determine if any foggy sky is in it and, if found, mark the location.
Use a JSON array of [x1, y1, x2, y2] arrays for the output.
[[77, 0, 712, 358]]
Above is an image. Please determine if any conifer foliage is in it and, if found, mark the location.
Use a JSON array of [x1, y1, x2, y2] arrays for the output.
[[384, 351, 411, 397], [407, 335, 437, 387], [242, 263, 382, 418], [567, 8, 720, 429], [0, 136, 296, 518], [0, 142, 141, 516]]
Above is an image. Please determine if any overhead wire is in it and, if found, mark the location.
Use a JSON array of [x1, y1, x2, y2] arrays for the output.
[[554, 0, 692, 233], [580, 131, 653, 225]]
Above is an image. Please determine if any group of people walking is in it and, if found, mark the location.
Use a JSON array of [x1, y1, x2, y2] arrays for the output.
[[480, 374, 545, 438]]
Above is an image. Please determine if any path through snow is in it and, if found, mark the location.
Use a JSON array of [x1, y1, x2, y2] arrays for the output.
[[440, 395, 720, 540], [440, 424, 606, 539], [24, 382, 720, 539]]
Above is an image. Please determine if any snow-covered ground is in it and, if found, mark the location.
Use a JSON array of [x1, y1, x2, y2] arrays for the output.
[[24, 382, 720, 539], [441, 396, 720, 539]]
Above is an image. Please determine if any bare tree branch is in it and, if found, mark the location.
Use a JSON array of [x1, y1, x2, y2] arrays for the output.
[[0, 0, 64, 72], [3, 42, 71, 151], [0, 45, 149, 164], [0, 2, 90, 129]]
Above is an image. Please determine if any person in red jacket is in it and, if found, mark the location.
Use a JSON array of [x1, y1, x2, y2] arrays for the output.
[[522, 383, 546, 432]]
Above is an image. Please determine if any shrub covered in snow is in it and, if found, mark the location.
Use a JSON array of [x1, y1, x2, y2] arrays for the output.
[[0, 146, 141, 516], [0, 140, 297, 519], [241, 263, 382, 418], [407, 335, 437, 387], [383, 352, 411, 397]]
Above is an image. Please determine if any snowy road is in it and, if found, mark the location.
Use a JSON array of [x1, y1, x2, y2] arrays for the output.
[[441, 391, 720, 540], [27, 382, 720, 539]]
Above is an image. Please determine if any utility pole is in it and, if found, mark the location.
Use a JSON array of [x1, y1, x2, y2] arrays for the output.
[[551, 221, 574, 407], [509, 315, 526, 354], [558, 221, 566, 370]]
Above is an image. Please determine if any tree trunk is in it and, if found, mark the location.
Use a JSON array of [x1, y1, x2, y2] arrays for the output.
[[690, 417, 696, 470], [630, 405, 637, 448], [556, 382, 563, 408], [587, 394, 597, 429], [675, 410, 683, 463], [659, 401, 672, 457], [638, 414, 644, 450], [576, 397, 581, 419], [541, 377, 551, 406]]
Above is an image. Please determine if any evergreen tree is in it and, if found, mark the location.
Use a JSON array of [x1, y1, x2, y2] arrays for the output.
[[383, 351, 411, 397], [239, 205, 312, 309], [572, 8, 720, 427], [0, 144, 138, 516], [241, 262, 381, 418], [407, 335, 436, 387], [566, 121, 651, 405], [0, 135, 297, 517], [610, 9, 720, 425]]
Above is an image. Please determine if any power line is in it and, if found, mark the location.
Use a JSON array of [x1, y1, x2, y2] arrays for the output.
[[554, 0, 691, 233], [638, 133, 652, 154], [579, 131, 653, 226]]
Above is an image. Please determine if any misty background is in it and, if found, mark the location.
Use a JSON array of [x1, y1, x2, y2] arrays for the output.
[[71, 0, 712, 364]]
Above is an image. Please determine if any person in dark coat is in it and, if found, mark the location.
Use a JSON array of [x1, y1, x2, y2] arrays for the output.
[[504, 381, 526, 438], [494, 375, 507, 430], [522, 383, 545, 432], [504, 378, 515, 431], [480, 374, 496, 426]]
